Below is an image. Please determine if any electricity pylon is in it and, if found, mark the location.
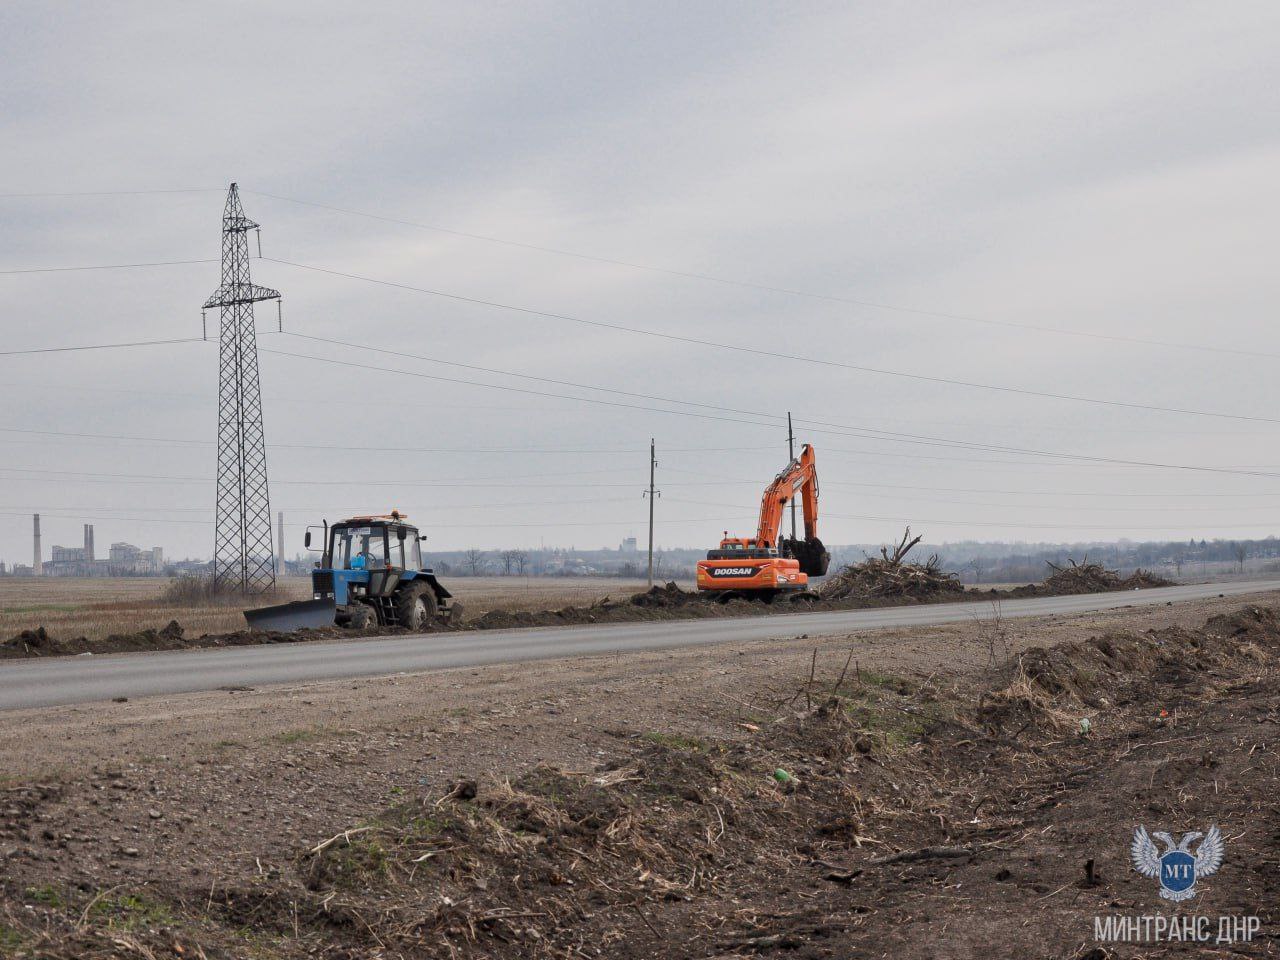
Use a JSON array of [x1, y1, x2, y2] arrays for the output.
[[204, 183, 279, 593]]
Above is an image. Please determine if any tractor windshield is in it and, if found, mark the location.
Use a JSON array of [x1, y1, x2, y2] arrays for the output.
[[329, 526, 388, 570]]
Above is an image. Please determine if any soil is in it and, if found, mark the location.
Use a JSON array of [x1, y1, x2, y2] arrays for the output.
[[0, 591, 1275, 958], [0, 621, 343, 660], [1, 570, 1177, 661]]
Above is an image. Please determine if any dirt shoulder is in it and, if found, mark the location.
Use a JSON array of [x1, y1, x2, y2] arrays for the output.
[[0, 591, 1276, 958], [1, 573, 1182, 661]]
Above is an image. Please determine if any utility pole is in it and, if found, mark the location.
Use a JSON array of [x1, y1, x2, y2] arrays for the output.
[[643, 438, 660, 587], [205, 183, 281, 594], [787, 412, 797, 542]]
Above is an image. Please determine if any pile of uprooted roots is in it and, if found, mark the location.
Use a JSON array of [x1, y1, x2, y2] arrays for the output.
[[1005, 557, 1172, 598], [819, 528, 964, 601]]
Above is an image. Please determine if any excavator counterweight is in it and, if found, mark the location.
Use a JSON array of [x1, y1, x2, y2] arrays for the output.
[[696, 444, 829, 598]]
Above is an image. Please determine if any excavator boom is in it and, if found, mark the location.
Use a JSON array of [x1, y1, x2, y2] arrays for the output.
[[755, 444, 819, 546]]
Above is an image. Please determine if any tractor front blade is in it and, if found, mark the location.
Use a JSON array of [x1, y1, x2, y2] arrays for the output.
[[243, 598, 336, 632]]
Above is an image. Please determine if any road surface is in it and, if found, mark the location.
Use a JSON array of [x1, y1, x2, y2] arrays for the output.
[[2, 580, 1276, 711]]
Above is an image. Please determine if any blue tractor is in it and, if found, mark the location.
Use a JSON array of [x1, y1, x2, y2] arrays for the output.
[[244, 512, 459, 631]]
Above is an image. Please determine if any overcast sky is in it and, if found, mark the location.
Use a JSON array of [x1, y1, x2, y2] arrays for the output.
[[1, 0, 1278, 563]]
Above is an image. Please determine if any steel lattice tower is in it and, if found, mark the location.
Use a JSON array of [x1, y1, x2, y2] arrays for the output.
[[204, 183, 280, 593]]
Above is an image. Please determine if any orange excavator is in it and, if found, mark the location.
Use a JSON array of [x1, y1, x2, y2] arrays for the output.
[[696, 444, 830, 598]]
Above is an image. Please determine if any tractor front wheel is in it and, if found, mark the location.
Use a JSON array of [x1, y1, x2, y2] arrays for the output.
[[394, 582, 438, 631], [342, 604, 372, 630]]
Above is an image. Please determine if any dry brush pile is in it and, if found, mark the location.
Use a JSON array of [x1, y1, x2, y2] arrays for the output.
[[819, 528, 964, 602], [1004, 557, 1171, 598]]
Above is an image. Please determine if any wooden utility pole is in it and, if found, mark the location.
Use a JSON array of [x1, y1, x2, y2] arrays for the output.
[[644, 438, 659, 587], [787, 412, 797, 541]]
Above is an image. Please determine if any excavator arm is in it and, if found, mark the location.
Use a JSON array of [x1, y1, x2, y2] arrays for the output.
[[755, 445, 829, 576], [755, 444, 818, 545]]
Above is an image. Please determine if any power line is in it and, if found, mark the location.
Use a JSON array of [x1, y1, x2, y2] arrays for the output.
[[287, 331, 794, 423], [0, 424, 765, 455], [0, 428, 1236, 470], [0, 496, 641, 515], [279, 339, 1266, 476], [0, 188, 219, 198], [264, 257, 1280, 423], [0, 337, 208, 357], [820, 511, 1280, 533], [3, 335, 1276, 484], [0, 508, 747, 530], [294, 331, 1280, 458], [0, 258, 217, 275], [6, 327, 1280, 481], [9, 464, 1280, 507], [662, 472, 1280, 499], [660, 499, 1280, 533], [0, 464, 643, 485], [258, 344, 1280, 480], [247, 190, 1268, 360], [7, 496, 1277, 534], [663, 492, 1280, 515], [261, 344, 797, 431], [0, 362, 1263, 441]]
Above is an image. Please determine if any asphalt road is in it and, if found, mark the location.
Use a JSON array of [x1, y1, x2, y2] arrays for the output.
[[2, 579, 1276, 711]]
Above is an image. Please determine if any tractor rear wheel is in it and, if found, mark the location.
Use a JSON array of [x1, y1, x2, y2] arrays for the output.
[[394, 582, 438, 631]]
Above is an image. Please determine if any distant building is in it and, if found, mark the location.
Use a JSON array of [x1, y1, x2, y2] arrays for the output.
[[619, 536, 638, 552], [107, 542, 165, 575], [36, 537, 165, 577]]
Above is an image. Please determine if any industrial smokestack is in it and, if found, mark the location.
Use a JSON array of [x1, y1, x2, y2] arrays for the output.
[[83, 523, 95, 562], [277, 511, 285, 571], [33, 514, 42, 576]]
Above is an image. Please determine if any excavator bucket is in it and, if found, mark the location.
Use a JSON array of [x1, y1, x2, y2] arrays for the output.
[[785, 537, 831, 577], [243, 597, 336, 632]]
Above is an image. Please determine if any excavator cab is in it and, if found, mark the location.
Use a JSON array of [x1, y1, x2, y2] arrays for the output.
[[696, 445, 830, 598]]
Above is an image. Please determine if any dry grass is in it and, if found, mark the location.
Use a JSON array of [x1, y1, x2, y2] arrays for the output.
[[0, 576, 686, 641]]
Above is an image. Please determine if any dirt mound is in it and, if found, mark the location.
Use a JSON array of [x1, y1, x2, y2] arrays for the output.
[[285, 690, 936, 956], [0, 621, 186, 658], [630, 580, 709, 608], [0, 620, 340, 659], [0, 626, 68, 658], [1204, 603, 1280, 640], [820, 528, 963, 601], [979, 604, 1280, 734], [467, 582, 785, 630]]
